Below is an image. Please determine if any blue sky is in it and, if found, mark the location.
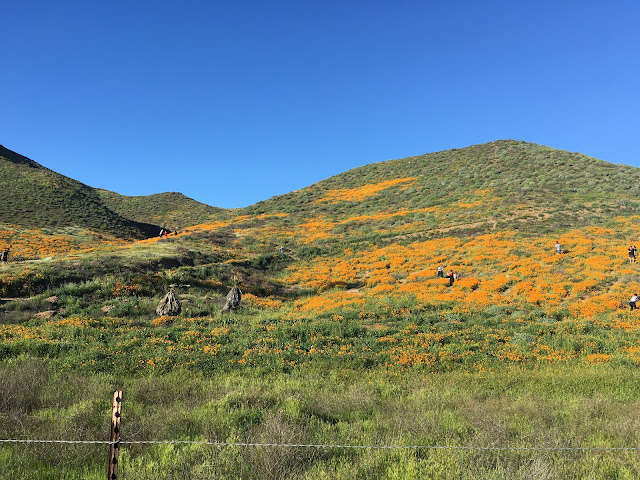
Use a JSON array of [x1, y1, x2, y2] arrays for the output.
[[2, 1, 639, 208]]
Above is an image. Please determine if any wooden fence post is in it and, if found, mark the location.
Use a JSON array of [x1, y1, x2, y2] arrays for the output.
[[108, 390, 123, 480]]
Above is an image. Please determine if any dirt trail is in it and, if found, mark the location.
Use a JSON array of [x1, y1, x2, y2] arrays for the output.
[[0, 298, 28, 304]]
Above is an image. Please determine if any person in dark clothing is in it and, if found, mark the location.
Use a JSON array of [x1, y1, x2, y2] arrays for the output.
[[628, 245, 637, 263], [447, 270, 455, 286]]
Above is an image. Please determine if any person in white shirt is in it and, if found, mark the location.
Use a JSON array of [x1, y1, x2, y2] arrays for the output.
[[629, 294, 638, 311], [555, 241, 562, 254]]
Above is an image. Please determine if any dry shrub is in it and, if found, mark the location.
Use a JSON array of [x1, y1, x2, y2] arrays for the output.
[[247, 413, 320, 480], [0, 358, 49, 413]]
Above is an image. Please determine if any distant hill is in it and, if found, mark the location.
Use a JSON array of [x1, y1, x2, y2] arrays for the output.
[[97, 190, 227, 232], [4, 140, 640, 245], [0, 145, 164, 238]]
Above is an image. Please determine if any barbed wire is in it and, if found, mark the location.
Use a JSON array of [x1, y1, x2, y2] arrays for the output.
[[1, 438, 638, 452]]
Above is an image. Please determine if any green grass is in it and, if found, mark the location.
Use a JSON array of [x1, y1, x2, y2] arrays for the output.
[[1, 358, 638, 479], [1, 275, 638, 478], [0, 145, 226, 240], [97, 190, 227, 231], [0, 145, 159, 238]]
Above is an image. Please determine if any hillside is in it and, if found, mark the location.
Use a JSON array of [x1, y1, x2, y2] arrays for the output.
[[97, 190, 227, 232], [0, 145, 160, 239], [245, 140, 640, 236], [3, 139, 639, 261], [0, 145, 228, 244], [4, 139, 634, 248], [3, 139, 638, 309]]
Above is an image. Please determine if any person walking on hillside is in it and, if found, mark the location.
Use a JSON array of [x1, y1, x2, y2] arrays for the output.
[[555, 241, 562, 255], [437, 265, 444, 278], [630, 293, 639, 311], [447, 270, 455, 286], [628, 245, 637, 263]]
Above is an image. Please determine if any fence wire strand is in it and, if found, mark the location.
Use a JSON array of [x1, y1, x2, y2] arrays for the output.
[[1, 438, 638, 452]]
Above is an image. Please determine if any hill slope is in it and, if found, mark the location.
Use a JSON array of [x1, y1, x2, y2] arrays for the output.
[[0, 145, 160, 238], [0, 145, 227, 240], [245, 140, 640, 236], [3, 139, 640, 353], [97, 190, 226, 232]]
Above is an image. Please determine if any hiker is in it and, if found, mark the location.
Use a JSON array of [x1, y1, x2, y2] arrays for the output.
[[555, 241, 562, 254], [628, 245, 637, 263], [630, 293, 639, 311], [0, 250, 5, 263], [279, 245, 285, 254], [447, 270, 455, 286], [453, 271, 459, 281], [1, 250, 7, 262], [437, 265, 444, 278]]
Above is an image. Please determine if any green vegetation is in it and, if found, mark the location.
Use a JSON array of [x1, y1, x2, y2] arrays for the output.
[[1, 358, 639, 479], [0, 145, 225, 240], [245, 140, 640, 236], [97, 190, 227, 231]]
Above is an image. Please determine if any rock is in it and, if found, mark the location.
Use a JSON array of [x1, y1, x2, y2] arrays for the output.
[[101, 305, 115, 313], [35, 310, 56, 319], [46, 296, 59, 304]]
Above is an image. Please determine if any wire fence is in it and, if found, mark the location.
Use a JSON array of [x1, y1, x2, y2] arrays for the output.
[[1, 438, 638, 452]]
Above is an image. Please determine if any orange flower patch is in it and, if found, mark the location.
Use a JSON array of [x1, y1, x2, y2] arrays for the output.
[[315, 177, 417, 204]]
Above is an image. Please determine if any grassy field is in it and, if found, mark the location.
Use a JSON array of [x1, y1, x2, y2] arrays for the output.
[[1, 357, 639, 479], [1, 290, 639, 478]]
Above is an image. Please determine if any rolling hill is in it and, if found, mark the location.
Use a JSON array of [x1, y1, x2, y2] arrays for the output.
[[0, 145, 225, 241], [3, 140, 636, 245], [244, 139, 640, 236], [97, 190, 227, 232]]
